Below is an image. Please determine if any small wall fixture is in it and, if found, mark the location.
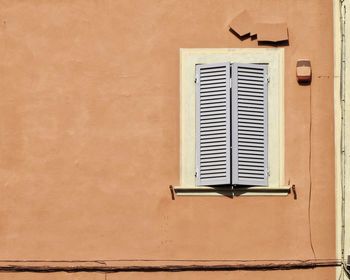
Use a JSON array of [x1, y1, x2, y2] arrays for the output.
[[296, 59, 312, 84]]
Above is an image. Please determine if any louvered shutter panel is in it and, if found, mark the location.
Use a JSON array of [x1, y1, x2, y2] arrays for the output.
[[231, 63, 268, 186], [195, 63, 231, 186]]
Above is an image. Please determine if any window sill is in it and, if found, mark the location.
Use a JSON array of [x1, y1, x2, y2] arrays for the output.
[[171, 186, 291, 197]]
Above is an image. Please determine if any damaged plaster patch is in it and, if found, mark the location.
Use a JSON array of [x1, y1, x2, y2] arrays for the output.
[[256, 23, 288, 42], [228, 10, 256, 37], [228, 10, 289, 44]]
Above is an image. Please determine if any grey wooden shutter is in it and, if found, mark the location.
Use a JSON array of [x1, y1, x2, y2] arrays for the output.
[[231, 63, 268, 186], [195, 63, 231, 186]]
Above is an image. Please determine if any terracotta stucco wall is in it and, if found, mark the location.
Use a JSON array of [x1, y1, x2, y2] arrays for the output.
[[0, 0, 334, 278], [0, 268, 337, 280]]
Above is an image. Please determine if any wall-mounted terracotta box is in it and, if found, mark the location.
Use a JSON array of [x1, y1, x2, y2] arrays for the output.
[[296, 59, 312, 83]]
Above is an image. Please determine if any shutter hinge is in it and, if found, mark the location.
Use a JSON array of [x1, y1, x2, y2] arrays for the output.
[[195, 171, 198, 178], [267, 170, 270, 177], [195, 78, 197, 83], [266, 76, 270, 83]]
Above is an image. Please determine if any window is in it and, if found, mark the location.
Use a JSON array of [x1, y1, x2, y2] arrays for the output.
[[196, 62, 268, 186], [179, 48, 285, 195]]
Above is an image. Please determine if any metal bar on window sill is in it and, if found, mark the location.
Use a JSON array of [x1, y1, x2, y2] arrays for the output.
[[171, 185, 291, 197]]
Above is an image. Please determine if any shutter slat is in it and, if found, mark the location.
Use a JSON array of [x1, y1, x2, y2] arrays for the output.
[[201, 142, 227, 147], [201, 112, 227, 117], [201, 118, 226, 123], [232, 63, 268, 186], [201, 79, 227, 85], [201, 84, 228, 89], [238, 76, 264, 81], [237, 69, 264, 74], [200, 158, 229, 163], [200, 88, 227, 93], [196, 63, 231, 185]]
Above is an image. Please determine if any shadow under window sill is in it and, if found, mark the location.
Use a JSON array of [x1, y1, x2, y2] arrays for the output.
[[171, 185, 291, 198]]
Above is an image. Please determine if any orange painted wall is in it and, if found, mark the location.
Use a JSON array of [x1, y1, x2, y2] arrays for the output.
[[0, 0, 334, 278], [0, 268, 337, 280]]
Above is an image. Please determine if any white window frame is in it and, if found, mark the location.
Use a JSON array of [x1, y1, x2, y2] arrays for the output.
[[179, 48, 285, 194]]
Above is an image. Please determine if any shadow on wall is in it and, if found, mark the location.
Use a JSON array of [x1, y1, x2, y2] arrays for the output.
[[230, 28, 289, 47]]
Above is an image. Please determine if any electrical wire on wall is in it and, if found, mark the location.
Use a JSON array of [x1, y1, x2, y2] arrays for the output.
[[308, 84, 316, 261], [0, 258, 343, 273]]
